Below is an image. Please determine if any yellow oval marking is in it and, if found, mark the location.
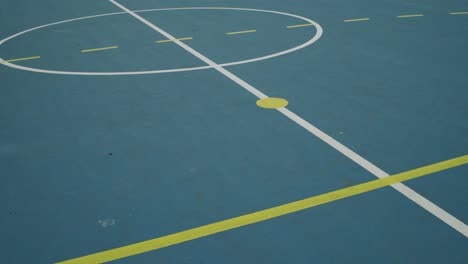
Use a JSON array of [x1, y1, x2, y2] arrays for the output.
[[256, 98, 288, 109]]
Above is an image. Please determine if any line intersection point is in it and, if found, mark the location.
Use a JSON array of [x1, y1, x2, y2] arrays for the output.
[[107, 0, 467, 239]]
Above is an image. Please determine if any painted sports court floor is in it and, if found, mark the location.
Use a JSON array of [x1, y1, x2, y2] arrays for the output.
[[1, 0, 467, 263]]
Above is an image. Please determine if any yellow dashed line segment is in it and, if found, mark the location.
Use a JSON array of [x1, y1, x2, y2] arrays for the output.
[[450, 12, 468, 15], [55, 155, 468, 264], [81, 46, 119, 53], [156, 37, 193, 43], [5, 12, 466, 63], [344, 18, 370, 23], [226, 29, 257, 35], [2, 56, 41, 63], [287, 23, 314, 29], [397, 14, 424, 18]]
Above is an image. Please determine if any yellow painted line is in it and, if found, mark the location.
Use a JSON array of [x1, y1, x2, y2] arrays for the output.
[[344, 18, 370, 23], [156, 37, 193, 43], [56, 155, 468, 264], [450, 12, 468, 15], [81, 46, 119, 53], [226, 29, 257, 35], [286, 23, 314, 29], [397, 14, 424, 18], [2, 56, 41, 63]]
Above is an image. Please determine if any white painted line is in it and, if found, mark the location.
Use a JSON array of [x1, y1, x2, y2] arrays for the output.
[[109, 0, 468, 237]]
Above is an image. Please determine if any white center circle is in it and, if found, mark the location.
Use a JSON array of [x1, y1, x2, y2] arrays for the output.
[[0, 7, 323, 76]]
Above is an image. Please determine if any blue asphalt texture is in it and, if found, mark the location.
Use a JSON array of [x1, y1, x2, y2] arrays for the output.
[[1, 0, 467, 263]]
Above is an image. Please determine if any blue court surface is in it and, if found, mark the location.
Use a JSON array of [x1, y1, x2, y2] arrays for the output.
[[1, 0, 467, 263]]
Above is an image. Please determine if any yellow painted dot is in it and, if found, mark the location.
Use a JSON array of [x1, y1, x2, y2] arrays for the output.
[[256, 98, 289, 109]]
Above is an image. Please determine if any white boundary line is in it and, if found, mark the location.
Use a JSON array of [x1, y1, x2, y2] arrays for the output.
[[0, 7, 321, 76], [109, 0, 468, 237]]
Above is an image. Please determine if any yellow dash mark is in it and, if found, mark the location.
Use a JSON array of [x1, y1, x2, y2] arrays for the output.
[[286, 23, 314, 29], [226, 29, 257, 35], [397, 14, 424, 18], [450, 12, 468, 15], [156, 37, 193, 43], [344, 18, 370, 23], [81, 46, 119, 53], [56, 155, 468, 264], [2, 56, 41, 63]]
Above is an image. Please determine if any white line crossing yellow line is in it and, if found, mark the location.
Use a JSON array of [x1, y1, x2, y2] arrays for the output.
[[156, 37, 193, 43]]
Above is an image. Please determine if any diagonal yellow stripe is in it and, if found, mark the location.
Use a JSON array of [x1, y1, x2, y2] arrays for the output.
[[81, 46, 119, 53], [450, 12, 468, 15], [397, 14, 424, 18], [226, 29, 257, 35], [56, 155, 468, 264], [287, 23, 314, 29], [344, 18, 370, 22], [2, 56, 41, 63]]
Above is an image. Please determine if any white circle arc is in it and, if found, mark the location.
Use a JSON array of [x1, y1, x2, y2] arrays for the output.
[[0, 7, 323, 76]]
